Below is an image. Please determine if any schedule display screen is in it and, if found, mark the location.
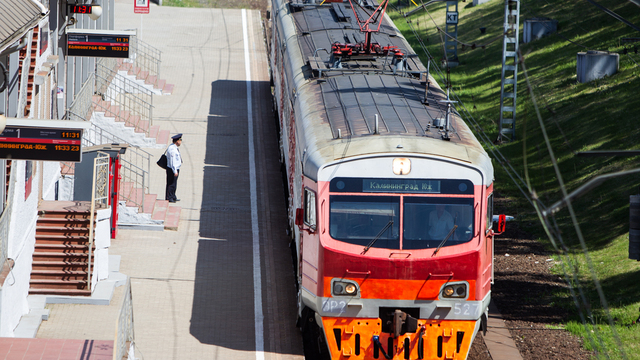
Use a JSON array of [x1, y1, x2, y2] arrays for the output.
[[0, 126, 83, 162], [67, 33, 130, 58]]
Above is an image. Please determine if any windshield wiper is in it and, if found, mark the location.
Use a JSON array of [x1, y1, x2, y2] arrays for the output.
[[361, 220, 394, 255], [432, 225, 458, 256]]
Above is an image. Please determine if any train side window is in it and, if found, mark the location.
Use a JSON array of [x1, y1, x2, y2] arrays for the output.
[[304, 189, 316, 229], [486, 193, 493, 233]]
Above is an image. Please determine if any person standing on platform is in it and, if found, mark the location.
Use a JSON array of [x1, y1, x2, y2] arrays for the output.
[[166, 133, 183, 203]]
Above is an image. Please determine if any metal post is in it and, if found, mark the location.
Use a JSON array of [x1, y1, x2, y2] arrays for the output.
[[498, 0, 520, 142], [444, 1, 459, 66]]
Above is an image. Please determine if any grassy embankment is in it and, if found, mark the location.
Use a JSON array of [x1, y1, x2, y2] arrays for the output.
[[390, 0, 640, 357]]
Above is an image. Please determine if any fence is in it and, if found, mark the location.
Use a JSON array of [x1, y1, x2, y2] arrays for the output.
[[88, 152, 110, 291], [114, 278, 135, 360], [95, 64, 154, 137], [130, 36, 162, 79], [67, 73, 96, 122], [82, 123, 152, 210]]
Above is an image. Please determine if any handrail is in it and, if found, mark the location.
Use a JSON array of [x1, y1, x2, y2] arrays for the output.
[[94, 66, 154, 137], [114, 277, 135, 360], [88, 152, 110, 292], [67, 73, 96, 122], [130, 36, 162, 79], [0, 163, 15, 268], [81, 121, 152, 210]]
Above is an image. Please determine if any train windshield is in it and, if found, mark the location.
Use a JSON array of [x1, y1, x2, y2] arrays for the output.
[[329, 195, 400, 249], [402, 197, 475, 249], [329, 195, 474, 250]]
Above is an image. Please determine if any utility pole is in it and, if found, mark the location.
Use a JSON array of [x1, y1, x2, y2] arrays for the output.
[[498, 0, 520, 142]]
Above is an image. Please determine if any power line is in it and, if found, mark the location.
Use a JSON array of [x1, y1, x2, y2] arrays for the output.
[[583, 0, 640, 33]]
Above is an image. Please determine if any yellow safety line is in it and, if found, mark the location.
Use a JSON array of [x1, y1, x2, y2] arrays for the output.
[[411, 0, 419, 6]]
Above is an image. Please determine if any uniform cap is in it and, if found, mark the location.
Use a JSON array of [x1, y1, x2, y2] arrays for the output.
[[171, 133, 183, 141]]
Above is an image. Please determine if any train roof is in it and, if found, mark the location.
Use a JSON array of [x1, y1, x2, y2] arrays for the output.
[[274, 0, 493, 184]]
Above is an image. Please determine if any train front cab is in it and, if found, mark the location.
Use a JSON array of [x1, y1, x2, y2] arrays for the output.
[[297, 156, 496, 360]]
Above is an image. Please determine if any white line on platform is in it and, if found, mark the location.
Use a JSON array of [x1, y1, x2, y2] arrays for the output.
[[243, 9, 265, 360]]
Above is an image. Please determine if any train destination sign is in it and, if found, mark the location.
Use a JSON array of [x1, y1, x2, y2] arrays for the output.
[[0, 120, 88, 162], [363, 179, 441, 193], [66, 29, 134, 58]]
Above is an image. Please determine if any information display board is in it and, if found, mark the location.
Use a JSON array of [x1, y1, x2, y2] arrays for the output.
[[66, 29, 133, 58], [0, 126, 83, 162]]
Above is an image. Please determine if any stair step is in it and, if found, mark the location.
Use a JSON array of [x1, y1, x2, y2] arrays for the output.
[[126, 188, 144, 207], [135, 119, 149, 134], [149, 125, 160, 139], [146, 74, 157, 86], [32, 252, 92, 262], [138, 70, 149, 81], [30, 279, 88, 290], [143, 194, 157, 214], [32, 261, 89, 271], [163, 83, 174, 95], [120, 181, 133, 202], [34, 244, 89, 253], [31, 269, 88, 280], [126, 114, 140, 128], [37, 211, 91, 219], [157, 129, 170, 145], [36, 226, 90, 235], [119, 110, 131, 123], [37, 218, 91, 227], [152, 200, 169, 221], [156, 78, 166, 90], [165, 206, 181, 231], [35, 235, 90, 245], [106, 104, 120, 117], [29, 288, 91, 296]]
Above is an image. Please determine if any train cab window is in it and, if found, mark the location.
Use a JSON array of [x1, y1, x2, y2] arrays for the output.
[[304, 189, 316, 229], [402, 197, 474, 250], [486, 193, 494, 234], [329, 195, 400, 249]]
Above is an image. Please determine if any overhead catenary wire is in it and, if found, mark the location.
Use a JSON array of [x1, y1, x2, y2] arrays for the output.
[[394, 2, 629, 356], [519, 50, 628, 359]]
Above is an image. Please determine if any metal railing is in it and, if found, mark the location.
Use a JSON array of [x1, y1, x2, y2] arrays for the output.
[[130, 36, 162, 79], [0, 165, 14, 269], [17, 30, 33, 117], [82, 122, 152, 210], [114, 277, 135, 360], [95, 64, 154, 137], [67, 72, 96, 122], [88, 152, 109, 292]]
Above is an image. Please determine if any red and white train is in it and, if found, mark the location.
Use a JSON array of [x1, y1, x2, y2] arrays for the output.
[[269, 0, 500, 358]]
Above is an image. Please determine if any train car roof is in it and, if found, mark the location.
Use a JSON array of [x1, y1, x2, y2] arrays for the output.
[[275, 0, 493, 184]]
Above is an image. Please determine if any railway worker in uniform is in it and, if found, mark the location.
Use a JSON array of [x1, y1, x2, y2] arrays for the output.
[[428, 204, 455, 240], [165, 133, 183, 203]]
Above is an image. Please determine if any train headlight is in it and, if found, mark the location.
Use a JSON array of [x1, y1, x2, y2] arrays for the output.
[[345, 284, 357, 295], [332, 280, 359, 296], [441, 283, 467, 299], [392, 158, 411, 175]]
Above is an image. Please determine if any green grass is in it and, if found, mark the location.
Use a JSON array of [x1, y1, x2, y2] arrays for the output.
[[390, 0, 640, 358]]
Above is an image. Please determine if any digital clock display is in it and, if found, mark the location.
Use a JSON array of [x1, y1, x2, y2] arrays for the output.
[[0, 127, 83, 162], [69, 4, 92, 14]]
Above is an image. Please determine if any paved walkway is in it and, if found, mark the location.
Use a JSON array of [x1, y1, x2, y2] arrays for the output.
[[37, 2, 303, 360]]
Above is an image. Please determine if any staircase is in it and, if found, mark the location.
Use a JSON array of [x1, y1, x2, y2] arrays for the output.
[[117, 59, 174, 95], [30, 204, 95, 296]]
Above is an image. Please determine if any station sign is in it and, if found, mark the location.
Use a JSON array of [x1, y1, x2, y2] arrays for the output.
[[134, 0, 150, 14], [66, 29, 135, 59], [446, 11, 459, 25], [0, 119, 89, 162]]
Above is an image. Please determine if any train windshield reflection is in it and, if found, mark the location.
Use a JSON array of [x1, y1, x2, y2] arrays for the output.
[[403, 197, 475, 249], [329, 195, 475, 250], [329, 195, 400, 249]]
